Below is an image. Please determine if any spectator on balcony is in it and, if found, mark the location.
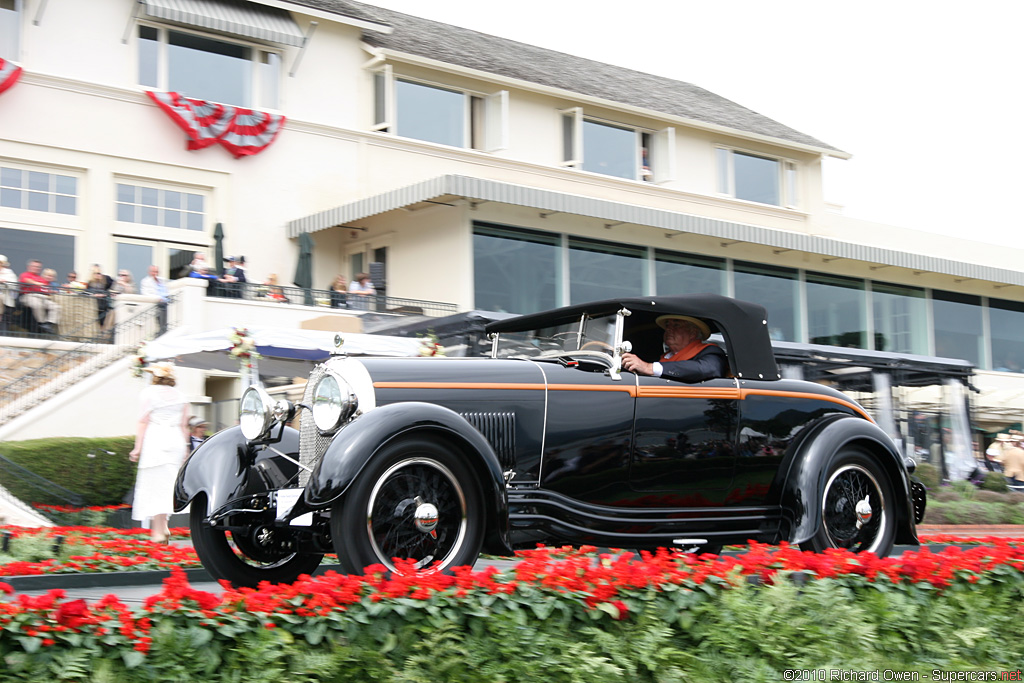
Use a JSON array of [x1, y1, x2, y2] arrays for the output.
[[18, 259, 60, 334], [112, 269, 136, 295], [347, 272, 375, 310], [87, 267, 114, 328], [218, 255, 247, 298], [189, 264, 219, 297], [264, 273, 289, 303], [189, 252, 209, 274], [63, 271, 86, 290], [329, 274, 348, 308], [0, 255, 17, 330], [41, 268, 58, 288], [140, 264, 169, 334]]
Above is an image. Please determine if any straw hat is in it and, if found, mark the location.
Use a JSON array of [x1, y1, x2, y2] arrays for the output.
[[188, 416, 208, 429], [654, 315, 711, 340], [144, 361, 175, 379], [0, 255, 8, 267]]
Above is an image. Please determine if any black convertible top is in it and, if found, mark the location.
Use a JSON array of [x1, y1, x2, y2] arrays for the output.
[[485, 294, 780, 380]]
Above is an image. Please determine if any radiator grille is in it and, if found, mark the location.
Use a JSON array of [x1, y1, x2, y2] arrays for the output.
[[298, 363, 333, 487], [459, 412, 516, 470]]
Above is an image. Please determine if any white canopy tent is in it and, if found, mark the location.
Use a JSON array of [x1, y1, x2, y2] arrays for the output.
[[143, 327, 424, 377]]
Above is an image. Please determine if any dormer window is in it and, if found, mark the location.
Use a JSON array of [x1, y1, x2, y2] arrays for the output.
[[137, 25, 281, 108], [560, 108, 675, 183], [372, 68, 508, 152], [716, 147, 798, 208], [0, 0, 19, 60]]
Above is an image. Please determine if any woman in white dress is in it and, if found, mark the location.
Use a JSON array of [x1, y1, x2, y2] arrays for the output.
[[129, 362, 189, 542]]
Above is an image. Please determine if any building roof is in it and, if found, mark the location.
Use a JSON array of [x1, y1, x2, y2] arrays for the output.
[[285, 0, 844, 154]]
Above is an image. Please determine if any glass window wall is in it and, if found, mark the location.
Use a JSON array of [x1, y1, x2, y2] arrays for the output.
[[473, 225, 560, 314], [568, 237, 645, 303], [872, 282, 927, 354], [654, 249, 726, 296], [805, 271, 866, 348], [0, 227, 74, 279], [733, 261, 798, 341], [932, 290, 983, 365], [168, 30, 250, 106], [989, 298, 1024, 373]]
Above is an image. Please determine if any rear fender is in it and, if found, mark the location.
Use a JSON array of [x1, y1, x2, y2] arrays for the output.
[[304, 402, 511, 555], [778, 415, 918, 546], [173, 426, 301, 516]]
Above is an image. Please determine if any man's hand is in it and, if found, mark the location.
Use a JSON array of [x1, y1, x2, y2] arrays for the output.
[[621, 352, 653, 376]]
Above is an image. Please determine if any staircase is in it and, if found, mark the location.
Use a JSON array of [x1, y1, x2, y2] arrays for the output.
[[0, 297, 176, 426]]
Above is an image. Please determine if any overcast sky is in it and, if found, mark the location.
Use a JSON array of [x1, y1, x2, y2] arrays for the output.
[[365, 0, 1023, 247]]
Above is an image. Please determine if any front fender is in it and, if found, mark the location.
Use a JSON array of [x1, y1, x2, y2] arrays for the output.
[[173, 426, 301, 516], [778, 415, 918, 546], [304, 402, 511, 554]]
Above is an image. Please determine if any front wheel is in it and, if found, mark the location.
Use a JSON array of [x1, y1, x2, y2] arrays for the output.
[[189, 498, 324, 588], [801, 449, 896, 556], [331, 436, 484, 575]]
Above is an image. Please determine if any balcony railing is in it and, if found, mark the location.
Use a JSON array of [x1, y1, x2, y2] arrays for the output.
[[0, 284, 142, 342], [199, 279, 458, 317]]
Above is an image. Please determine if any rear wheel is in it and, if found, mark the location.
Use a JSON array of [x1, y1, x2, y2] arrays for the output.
[[189, 497, 323, 588], [331, 436, 484, 575], [801, 449, 896, 556]]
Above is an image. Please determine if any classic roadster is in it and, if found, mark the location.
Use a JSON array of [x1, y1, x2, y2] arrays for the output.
[[175, 294, 926, 587]]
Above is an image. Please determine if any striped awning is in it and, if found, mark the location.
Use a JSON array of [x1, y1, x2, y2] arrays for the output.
[[142, 0, 306, 47]]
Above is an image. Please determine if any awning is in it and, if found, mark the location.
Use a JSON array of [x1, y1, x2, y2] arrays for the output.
[[142, 0, 306, 47], [286, 174, 1024, 289]]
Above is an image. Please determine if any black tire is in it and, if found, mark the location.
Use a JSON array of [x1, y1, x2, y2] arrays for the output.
[[801, 449, 896, 556], [189, 497, 324, 588], [331, 436, 484, 575]]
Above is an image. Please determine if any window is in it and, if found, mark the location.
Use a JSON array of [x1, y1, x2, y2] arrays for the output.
[[990, 298, 1024, 373], [733, 261, 799, 341], [0, 226, 74, 279], [932, 290, 983, 365], [0, 167, 77, 215], [568, 237, 646, 303], [654, 250, 726, 296], [871, 282, 927, 354], [373, 70, 508, 151], [474, 224, 560, 314], [805, 271, 867, 348], [0, 0, 19, 61], [716, 148, 797, 207], [138, 25, 279, 108], [116, 182, 205, 231], [561, 108, 675, 183]]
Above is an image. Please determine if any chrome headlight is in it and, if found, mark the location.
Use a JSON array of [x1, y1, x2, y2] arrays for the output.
[[311, 373, 357, 432], [239, 385, 275, 441]]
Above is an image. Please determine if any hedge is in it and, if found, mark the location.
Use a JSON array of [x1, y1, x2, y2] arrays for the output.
[[0, 437, 135, 508], [1, 543, 1024, 681]]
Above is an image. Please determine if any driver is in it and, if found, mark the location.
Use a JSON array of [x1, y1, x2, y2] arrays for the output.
[[621, 315, 727, 382]]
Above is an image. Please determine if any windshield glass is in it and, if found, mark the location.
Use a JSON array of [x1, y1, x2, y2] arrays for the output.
[[494, 314, 617, 358]]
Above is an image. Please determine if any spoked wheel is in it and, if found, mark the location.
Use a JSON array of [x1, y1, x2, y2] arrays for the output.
[[189, 497, 323, 588], [332, 437, 484, 575], [801, 449, 896, 556]]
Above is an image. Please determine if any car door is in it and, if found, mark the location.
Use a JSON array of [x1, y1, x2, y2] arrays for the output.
[[628, 375, 739, 505]]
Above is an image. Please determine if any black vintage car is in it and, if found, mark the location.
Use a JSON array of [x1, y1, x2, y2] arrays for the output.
[[175, 294, 926, 586]]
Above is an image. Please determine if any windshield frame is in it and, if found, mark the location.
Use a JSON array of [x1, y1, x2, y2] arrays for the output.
[[488, 308, 631, 379]]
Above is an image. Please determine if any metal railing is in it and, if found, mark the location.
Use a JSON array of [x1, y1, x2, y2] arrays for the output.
[[0, 294, 178, 424], [0, 453, 85, 508], [0, 285, 130, 342], [200, 279, 458, 317]]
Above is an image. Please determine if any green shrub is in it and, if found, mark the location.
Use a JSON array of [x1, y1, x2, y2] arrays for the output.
[[0, 436, 135, 507], [950, 479, 976, 500], [924, 500, 1022, 525], [915, 462, 940, 489], [981, 471, 1009, 493]]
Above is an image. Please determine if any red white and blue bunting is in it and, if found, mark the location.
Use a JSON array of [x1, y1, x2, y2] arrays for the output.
[[0, 58, 23, 96], [146, 91, 285, 158]]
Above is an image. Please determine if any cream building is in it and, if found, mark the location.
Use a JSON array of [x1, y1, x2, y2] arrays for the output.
[[1, 0, 1023, 458]]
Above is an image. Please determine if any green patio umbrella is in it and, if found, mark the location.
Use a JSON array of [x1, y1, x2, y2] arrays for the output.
[[293, 231, 314, 305], [213, 222, 225, 276]]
